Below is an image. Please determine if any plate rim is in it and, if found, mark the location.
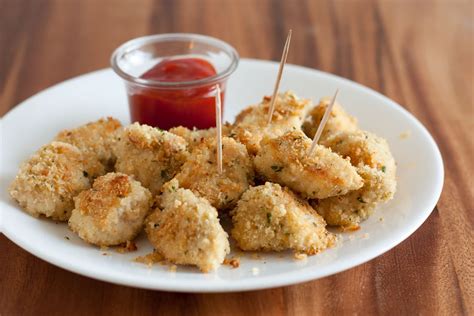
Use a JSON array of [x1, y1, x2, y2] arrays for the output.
[[0, 58, 444, 292]]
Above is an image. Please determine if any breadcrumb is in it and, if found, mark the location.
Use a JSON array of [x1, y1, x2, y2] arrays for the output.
[[231, 182, 335, 254], [116, 240, 138, 253], [9, 141, 91, 221], [254, 131, 363, 199], [232, 91, 312, 154], [223, 257, 240, 268], [145, 179, 230, 272], [114, 123, 188, 194], [174, 137, 254, 210], [294, 253, 308, 260], [134, 251, 164, 267], [68, 173, 152, 246]]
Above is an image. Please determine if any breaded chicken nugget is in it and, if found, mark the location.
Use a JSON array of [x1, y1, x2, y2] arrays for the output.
[[169, 123, 232, 151], [145, 179, 230, 272], [114, 123, 188, 194], [303, 98, 358, 141], [231, 182, 335, 254], [174, 137, 254, 210], [321, 130, 396, 173], [313, 130, 397, 228], [69, 172, 152, 246], [312, 165, 396, 229], [55, 117, 122, 175], [254, 131, 363, 199], [232, 91, 312, 154], [9, 142, 91, 221]]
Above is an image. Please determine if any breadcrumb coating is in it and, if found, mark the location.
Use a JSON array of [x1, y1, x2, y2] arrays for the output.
[[231, 182, 335, 254], [254, 130, 363, 199], [69, 173, 152, 246], [321, 130, 396, 173], [314, 130, 397, 228], [9, 142, 91, 221], [169, 123, 232, 151], [114, 123, 188, 194], [174, 137, 254, 210], [232, 91, 312, 154], [313, 165, 396, 229], [303, 98, 358, 141], [55, 117, 122, 175], [145, 179, 230, 272]]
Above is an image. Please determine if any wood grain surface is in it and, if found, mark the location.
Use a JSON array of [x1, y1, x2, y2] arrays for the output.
[[1, 0, 473, 315]]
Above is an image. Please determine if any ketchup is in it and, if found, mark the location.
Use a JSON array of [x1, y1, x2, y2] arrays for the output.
[[128, 57, 223, 130]]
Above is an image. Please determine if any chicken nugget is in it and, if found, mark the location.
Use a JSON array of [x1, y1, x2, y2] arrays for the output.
[[145, 179, 230, 272], [114, 123, 188, 194], [9, 142, 91, 221], [313, 130, 397, 228], [169, 123, 232, 151], [232, 91, 312, 154], [303, 98, 358, 141], [69, 172, 152, 246], [312, 165, 396, 229], [321, 130, 396, 174], [174, 137, 254, 210], [254, 131, 363, 199], [55, 117, 122, 175], [231, 182, 335, 254]]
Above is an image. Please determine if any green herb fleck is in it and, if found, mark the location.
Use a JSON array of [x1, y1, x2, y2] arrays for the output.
[[266, 212, 272, 224], [381, 166, 386, 173], [357, 197, 366, 203], [271, 165, 284, 172]]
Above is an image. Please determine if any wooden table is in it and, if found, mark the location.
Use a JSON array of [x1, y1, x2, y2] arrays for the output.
[[1, 0, 472, 314]]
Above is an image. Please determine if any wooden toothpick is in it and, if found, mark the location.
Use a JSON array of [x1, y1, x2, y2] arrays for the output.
[[215, 85, 223, 174], [308, 89, 339, 155], [267, 29, 292, 125]]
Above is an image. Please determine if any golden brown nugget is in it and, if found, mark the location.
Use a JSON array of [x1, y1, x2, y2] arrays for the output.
[[232, 91, 312, 155], [69, 173, 152, 246], [174, 137, 254, 210], [313, 130, 397, 228], [9, 142, 91, 221], [231, 182, 335, 254], [169, 123, 232, 151], [321, 130, 396, 174], [313, 165, 396, 229], [303, 98, 358, 141], [55, 117, 122, 175], [145, 180, 230, 272], [114, 123, 188, 194], [254, 131, 363, 199]]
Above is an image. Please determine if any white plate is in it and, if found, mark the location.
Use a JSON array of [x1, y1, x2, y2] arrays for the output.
[[0, 59, 443, 292]]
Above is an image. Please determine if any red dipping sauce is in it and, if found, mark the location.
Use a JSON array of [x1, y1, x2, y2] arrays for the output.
[[128, 57, 224, 130]]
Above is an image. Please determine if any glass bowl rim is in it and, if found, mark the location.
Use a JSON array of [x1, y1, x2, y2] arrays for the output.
[[110, 33, 239, 89]]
